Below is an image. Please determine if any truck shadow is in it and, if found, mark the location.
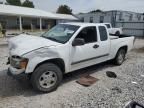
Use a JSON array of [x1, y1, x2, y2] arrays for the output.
[[62, 61, 115, 84], [132, 47, 144, 53], [0, 61, 115, 98]]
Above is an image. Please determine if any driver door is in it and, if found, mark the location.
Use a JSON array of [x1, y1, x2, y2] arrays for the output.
[[70, 26, 102, 71]]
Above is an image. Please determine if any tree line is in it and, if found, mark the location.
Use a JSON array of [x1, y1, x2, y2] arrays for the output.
[[6, 0, 34, 8], [2, 0, 102, 15]]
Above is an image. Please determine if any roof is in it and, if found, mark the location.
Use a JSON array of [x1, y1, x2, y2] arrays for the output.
[[0, 4, 78, 20], [102, 23, 111, 25], [105, 10, 142, 14], [63, 22, 106, 27], [77, 10, 142, 16], [53, 13, 78, 20]]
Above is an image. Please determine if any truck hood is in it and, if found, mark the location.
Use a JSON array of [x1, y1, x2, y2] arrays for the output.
[[8, 34, 61, 56]]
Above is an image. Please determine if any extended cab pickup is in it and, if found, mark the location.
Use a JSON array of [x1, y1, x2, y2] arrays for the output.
[[8, 23, 134, 92], [104, 23, 123, 35]]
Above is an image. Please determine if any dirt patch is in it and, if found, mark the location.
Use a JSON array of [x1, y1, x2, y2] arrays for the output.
[[76, 75, 99, 87], [133, 47, 144, 53]]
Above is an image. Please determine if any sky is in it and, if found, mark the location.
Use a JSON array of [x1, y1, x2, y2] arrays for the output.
[[1, 0, 144, 13]]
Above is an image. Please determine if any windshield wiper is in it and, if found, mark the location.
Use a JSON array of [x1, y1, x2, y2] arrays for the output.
[[47, 37, 58, 41], [42, 36, 62, 43]]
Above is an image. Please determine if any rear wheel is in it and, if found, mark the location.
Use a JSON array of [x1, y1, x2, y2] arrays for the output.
[[115, 31, 120, 35], [31, 63, 63, 93], [113, 48, 126, 65]]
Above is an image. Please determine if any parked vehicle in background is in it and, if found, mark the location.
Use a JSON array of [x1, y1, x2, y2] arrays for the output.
[[7, 22, 134, 93], [104, 23, 123, 35]]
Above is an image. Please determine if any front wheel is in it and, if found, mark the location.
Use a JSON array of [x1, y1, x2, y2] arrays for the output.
[[31, 63, 63, 93], [113, 49, 126, 65]]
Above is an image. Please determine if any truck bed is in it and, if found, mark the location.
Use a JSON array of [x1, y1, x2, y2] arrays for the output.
[[109, 34, 134, 60], [110, 34, 132, 40]]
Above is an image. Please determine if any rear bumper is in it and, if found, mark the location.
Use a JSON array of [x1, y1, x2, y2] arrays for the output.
[[7, 66, 25, 77]]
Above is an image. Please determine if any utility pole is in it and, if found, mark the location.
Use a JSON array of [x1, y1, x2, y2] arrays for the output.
[[114, 10, 117, 27], [142, 13, 144, 37]]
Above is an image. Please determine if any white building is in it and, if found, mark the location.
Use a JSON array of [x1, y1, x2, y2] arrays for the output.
[[77, 10, 144, 27], [0, 4, 78, 31]]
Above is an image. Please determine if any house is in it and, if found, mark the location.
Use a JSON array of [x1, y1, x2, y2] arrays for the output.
[[0, 4, 78, 32], [77, 10, 144, 37], [77, 10, 144, 27]]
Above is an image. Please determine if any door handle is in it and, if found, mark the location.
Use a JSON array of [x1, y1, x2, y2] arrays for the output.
[[93, 44, 99, 49]]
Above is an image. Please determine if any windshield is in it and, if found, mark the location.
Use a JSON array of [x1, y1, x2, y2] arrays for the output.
[[41, 24, 80, 43], [105, 24, 111, 28]]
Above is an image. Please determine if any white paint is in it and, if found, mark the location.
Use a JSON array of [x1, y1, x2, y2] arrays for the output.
[[103, 23, 123, 35], [40, 18, 42, 31], [141, 75, 144, 77], [8, 34, 61, 56], [19, 16, 22, 31], [8, 22, 134, 75], [131, 81, 138, 84]]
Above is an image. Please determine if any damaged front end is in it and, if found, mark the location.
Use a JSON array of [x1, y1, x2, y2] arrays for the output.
[[8, 55, 29, 76], [10, 55, 28, 69], [7, 34, 61, 76]]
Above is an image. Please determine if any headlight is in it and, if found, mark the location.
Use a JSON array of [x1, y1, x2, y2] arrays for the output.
[[20, 59, 29, 69], [10, 56, 28, 69]]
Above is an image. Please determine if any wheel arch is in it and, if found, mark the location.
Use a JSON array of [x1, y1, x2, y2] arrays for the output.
[[113, 45, 128, 65], [34, 58, 65, 74], [114, 45, 128, 59], [115, 31, 120, 35], [118, 45, 128, 53]]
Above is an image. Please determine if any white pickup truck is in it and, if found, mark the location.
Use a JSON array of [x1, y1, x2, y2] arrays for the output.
[[8, 22, 134, 92], [104, 23, 123, 35]]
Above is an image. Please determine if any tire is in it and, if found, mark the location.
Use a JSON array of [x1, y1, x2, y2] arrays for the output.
[[113, 48, 126, 65], [115, 31, 120, 35], [31, 63, 63, 93]]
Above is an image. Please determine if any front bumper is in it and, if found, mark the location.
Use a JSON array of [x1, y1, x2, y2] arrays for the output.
[[7, 66, 25, 76]]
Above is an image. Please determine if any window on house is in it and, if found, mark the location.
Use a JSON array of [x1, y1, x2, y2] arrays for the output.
[[16, 18, 19, 25], [90, 17, 93, 23], [119, 12, 123, 21], [137, 15, 141, 21], [81, 17, 84, 22], [129, 14, 133, 21], [32, 19, 37, 25], [100, 16, 104, 23], [99, 26, 108, 41], [16, 18, 23, 25], [76, 26, 97, 43]]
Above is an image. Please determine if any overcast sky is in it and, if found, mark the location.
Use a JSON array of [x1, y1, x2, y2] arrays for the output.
[[1, 0, 144, 13]]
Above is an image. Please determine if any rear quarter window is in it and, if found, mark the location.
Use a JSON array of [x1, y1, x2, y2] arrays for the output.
[[99, 26, 108, 41], [105, 24, 111, 28]]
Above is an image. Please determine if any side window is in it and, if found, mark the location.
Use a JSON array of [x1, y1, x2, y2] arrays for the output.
[[76, 26, 97, 43], [99, 26, 108, 41], [105, 24, 111, 28]]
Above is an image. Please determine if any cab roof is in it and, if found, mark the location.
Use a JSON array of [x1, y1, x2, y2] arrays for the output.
[[62, 22, 106, 27]]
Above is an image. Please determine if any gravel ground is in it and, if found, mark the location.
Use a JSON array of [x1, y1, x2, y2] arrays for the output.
[[0, 39, 144, 108]]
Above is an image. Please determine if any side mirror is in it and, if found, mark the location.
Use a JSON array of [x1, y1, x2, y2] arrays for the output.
[[72, 38, 85, 46]]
